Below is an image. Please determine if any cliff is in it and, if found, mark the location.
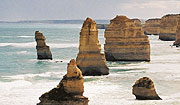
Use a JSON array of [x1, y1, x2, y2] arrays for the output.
[[132, 77, 162, 100], [104, 15, 150, 61], [159, 14, 180, 41], [174, 17, 180, 46], [144, 18, 161, 35], [35, 31, 52, 60], [38, 59, 89, 105], [76, 17, 109, 76]]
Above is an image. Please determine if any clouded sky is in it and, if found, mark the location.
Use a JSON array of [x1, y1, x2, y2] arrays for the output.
[[0, 0, 180, 21]]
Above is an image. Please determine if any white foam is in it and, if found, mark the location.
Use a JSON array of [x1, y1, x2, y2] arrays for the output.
[[17, 36, 34, 38], [0, 42, 78, 48], [16, 51, 28, 54]]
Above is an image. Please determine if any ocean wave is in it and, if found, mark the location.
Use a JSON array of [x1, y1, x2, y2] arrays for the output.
[[1, 71, 65, 82], [17, 36, 34, 38], [0, 42, 78, 48], [16, 51, 28, 54]]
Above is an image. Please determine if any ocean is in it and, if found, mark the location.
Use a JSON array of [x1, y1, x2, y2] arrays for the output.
[[0, 23, 180, 105]]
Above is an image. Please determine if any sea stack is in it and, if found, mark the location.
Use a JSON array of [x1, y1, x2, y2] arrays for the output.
[[174, 17, 180, 46], [35, 31, 52, 60], [104, 15, 150, 61], [132, 77, 162, 100], [159, 14, 180, 41], [131, 19, 142, 27], [38, 59, 89, 105], [76, 17, 109, 76], [144, 18, 161, 35]]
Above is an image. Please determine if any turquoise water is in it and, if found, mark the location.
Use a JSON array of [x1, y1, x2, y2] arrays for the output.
[[1, 23, 180, 105]]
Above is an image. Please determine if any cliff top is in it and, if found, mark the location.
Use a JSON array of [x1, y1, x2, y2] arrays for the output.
[[111, 15, 131, 22]]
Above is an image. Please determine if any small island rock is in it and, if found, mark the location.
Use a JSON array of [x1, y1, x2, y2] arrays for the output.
[[35, 31, 52, 60], [132, 77, 162, 100]]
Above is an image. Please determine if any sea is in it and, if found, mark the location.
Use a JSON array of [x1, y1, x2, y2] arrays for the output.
[[0, 22, 180, 105]]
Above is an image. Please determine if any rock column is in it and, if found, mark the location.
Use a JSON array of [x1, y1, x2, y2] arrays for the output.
[[76, 17, 109, 76], [35, 31, 52, 60]]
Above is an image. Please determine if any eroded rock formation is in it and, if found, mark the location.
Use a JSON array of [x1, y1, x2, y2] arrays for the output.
[[144, 18, 161, 35], [38, 59, 89, 105], [132, 77, 162, 100], [76, 17, 109, 76], [131, 18, 142, 27], [174, 17, 180, 46], [104, 15, 150, 61], [159, 14, 180, 41], [35, 31, 52, 60]]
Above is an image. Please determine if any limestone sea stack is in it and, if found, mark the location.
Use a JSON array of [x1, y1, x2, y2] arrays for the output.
[[132, 77, 162, 100], [131, 19, 142, 27], [104, 15, 150, 61], [144, 18, 161, 35], [174, 17, 180, 46], [159, 14, 180, 41], [35, 31, 52, 60], [76, 17, 109, 76], [38, 59, 89, 105]]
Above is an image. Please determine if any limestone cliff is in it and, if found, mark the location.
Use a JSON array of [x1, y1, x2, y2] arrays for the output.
[[38, 59, 89, 105], [174, 17, 180, 46], [35, 31, 52, 60], [104, 15, 150, 61], [159, 14, 180, 41], [144, 18, 161, 35], [76, 17, 109, 76], [132, 77, 162, 100]]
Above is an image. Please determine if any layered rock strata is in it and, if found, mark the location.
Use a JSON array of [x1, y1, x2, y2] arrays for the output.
[[132, 77, 162, 100], [76, 17, 109, 76], [159, 14, 180, 41], [38, 59, 89, 105], [35, 31, 52, 60], [104, 15, 150, 61], [144, 18, 161, 35], [131, 19, 142, 27], [174, 17, 180, 46]]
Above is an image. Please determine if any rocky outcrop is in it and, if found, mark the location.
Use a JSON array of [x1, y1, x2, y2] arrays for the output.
[[132, 77, 162, 100], [96, 24, 108, 29], [35, 31, 52, 60], [38, 59, 89, 105], [76, 17, 109, 76], [131, 19, 142, 27], [144, 18, 161, 35], [174, 17, 180, 46], [159, 14, 180, 41], [104, 15, 150, 61]]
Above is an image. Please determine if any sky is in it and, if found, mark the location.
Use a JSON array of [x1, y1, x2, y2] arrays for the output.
[[0, 0, 180, 21]]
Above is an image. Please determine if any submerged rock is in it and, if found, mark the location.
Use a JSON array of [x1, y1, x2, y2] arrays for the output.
[[96, 24, 108, 29], [174, 17, 180, 46], [38, 59, 89, 105], [132, 77, 162, 100], [144, 18, 161, 35], [76, 17, 109, 76], [104, 15, 150, 61], [35, 31, 52, 60], [159, 14, 180, 41]]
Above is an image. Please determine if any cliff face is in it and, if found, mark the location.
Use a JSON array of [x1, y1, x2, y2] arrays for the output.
[[174, 17, 180, 46], [144, 18, 161, 35], [35, 31, 52, 60], [38, 59, 89, 105], [104, 15, 150, 61], [159, 14, 180, 41], [132, 77, 162, 100], [76, 17, 109, 76]]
